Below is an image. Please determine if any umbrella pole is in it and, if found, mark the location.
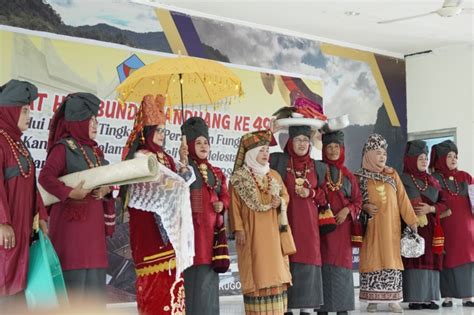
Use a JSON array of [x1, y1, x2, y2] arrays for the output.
[[179, 73, 184, 123]]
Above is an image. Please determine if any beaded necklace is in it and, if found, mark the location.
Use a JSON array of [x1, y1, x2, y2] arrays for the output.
[[77, 143, 102, 168], [288, 157, 309, 191], [326, 164, 343, 191], [411, 174, 428, 192], [196, 162, 219, 191], [249, 167, 272, 194], [441, 174, 460, 196], [0, 129, 33, 178], [156, 151, 171, 168]]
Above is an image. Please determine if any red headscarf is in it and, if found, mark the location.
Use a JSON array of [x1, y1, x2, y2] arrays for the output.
[[0, 107, 22, 141], [141, 127, 176, 172], [322, 144, 350, 176], [430, 149, 456, 178], [284, 138, 311, 170], [404, 153, 439, 187]]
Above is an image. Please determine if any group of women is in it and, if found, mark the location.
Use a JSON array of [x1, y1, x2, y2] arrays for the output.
[[0, 79, 473, 315]]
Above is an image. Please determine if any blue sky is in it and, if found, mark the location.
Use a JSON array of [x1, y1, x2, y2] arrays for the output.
[[47, 0, 163, 32]]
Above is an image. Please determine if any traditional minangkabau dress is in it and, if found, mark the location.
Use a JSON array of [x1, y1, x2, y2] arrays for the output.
[[355, 134, 417, 304], [181, 117, 230, 315], [430, 140, 474, 300], [319, 131, 362, 313], [401, 140, 446, 306], [0, 80, 47, 301], [270, 125, 328, 310], [230, 130, 292, 315], [122, 95, 192, 315], [39, 93, 115, 306]]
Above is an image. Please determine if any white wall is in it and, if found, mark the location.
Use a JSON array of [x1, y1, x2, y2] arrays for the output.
[[406, 44, 474, 173]]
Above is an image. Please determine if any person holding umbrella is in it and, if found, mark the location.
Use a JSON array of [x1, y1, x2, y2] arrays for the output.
[[181, 117, 230, 315]]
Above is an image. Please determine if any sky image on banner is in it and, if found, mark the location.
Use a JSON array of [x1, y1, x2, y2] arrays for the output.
[[0, 29, 324, 301]]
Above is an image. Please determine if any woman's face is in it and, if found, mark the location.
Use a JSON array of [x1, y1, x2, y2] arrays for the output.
[[446, 151, 457, 170], [255, 145, 270, 166], [153, 125, 165, 146], [416, 153, 428, 172], [88, 116, 98, 140], [325, 143, 341, 161], [195, 136, 210, 159], [17, 105, 31, 132], [292, 135, 310, 157], [374, 148, 387, 169]]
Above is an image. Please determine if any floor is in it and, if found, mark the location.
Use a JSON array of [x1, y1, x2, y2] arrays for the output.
[[105, 295, 474, 315]]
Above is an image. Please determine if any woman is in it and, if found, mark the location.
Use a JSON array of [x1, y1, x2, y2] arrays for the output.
[[430, 140, 474, 307], [229, 130, 292, 315], [39, 93, 113, 307], [318, 131, 362, 315], [270, 125, 328, 315], [180, 117, 230, 315], [401, 140, 447, 310], [121, 94, 193, 315], [0, 79, 47, 310], [355, 134, 417, 313]]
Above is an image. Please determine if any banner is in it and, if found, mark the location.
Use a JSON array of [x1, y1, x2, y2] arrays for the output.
[[0, 28, 324, 301]]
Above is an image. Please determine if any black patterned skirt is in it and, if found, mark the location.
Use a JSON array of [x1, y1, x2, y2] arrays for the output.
[[359, 269, 403, 303]]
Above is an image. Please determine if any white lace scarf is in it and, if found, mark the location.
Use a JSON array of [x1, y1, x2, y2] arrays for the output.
[[127, 164, 195, 278]]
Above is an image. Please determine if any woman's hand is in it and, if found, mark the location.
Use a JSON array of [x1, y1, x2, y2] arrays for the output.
[[362, 203, 378, 216], [335, 207, 350, 225], [271, 196, 281, 208], [69, 180, 92, 200], [39, 219, 49, 236], [92, 186, 111, 200], [414, 202, 434, 216], [235, 231, 246, 246], [213, 201, 224, 213], [409, 224, 418, 233], [0, 224, 15, 249], [296, 187, 310, 198]]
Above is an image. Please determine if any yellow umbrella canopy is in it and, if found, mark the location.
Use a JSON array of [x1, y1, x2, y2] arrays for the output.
[[116, 56, 244, 107]]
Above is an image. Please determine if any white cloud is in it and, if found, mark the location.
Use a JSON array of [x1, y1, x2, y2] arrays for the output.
[[47, 0, 162, 32]]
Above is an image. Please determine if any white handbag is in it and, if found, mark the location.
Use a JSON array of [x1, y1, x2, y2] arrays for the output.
[[400, 227, 425, 258]]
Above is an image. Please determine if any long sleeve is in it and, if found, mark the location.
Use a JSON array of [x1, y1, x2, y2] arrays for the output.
[[229, 185, 244, 232], [346, 173, 363, 221], [217, 169, 230, 210], [394, 171, 417, 226], [38, 145, 73, 202], [0, 148, 11, 225]]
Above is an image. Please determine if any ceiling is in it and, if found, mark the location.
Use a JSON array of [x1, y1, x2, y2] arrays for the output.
[[134, 0, 474, 58]]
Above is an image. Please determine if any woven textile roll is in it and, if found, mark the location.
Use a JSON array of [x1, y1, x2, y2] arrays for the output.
[[39, 155, 159, 206]]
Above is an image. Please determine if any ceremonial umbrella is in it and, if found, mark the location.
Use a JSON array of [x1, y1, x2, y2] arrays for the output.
[[116, 56, 244, 116]]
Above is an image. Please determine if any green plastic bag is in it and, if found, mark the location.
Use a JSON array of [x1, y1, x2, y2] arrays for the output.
[[25, 230, 68, 309]]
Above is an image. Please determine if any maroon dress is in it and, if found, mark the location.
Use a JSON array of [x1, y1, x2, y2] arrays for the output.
[[0, 134, 47, 296]]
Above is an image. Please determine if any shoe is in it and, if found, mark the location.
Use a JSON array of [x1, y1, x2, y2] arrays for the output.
[[463, 301, 474, 307], [317, 312, 328, 315], [284, 313, 293, 315], [422, 302, 439, 309], [408, 303, 423, 310], [442, 301, 453, 307], [337, 312, 348, 315], [300, 313, 311, 315], [389, 303, 403, 313], [367, 303, 378, 312]]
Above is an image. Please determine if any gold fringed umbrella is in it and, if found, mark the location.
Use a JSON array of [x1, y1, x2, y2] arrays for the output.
[[116, 56, 244, 115]]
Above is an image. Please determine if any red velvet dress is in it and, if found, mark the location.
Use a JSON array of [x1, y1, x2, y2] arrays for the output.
[[190, 166, 230, 266], [128, 150, 185, 315], [433, 171, 474, 269], [0, 136, 47, 296], [38, 144, 108, 271], [320, 167, 362, 269]]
